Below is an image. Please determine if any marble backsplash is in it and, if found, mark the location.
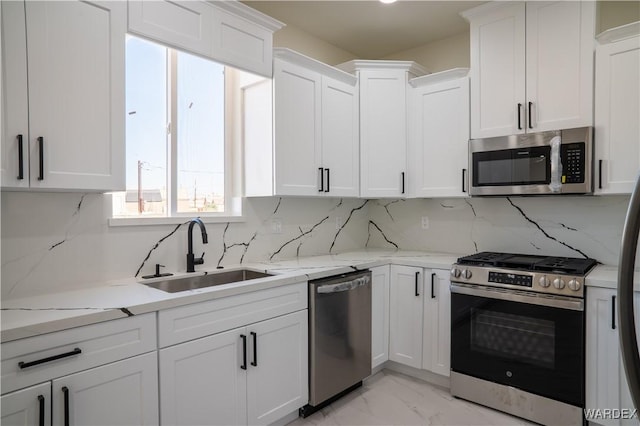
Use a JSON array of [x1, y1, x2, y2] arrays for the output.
[[1, 192, 634, 299]]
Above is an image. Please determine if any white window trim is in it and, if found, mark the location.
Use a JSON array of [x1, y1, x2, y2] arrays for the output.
[[112, 39, 242, 224]]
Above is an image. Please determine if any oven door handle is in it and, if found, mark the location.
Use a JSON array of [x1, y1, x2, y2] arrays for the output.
[[450, 283, 584, 311]]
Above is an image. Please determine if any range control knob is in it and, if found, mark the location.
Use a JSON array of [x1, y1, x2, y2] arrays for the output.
[[450, 268, 461, 279], [462, 269, 473, 279], [538, 276, 550, 288], [568, 279, 581, 291], [553, 277, 566, 290]]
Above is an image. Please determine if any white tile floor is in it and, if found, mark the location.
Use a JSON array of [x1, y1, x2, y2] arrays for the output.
[[289, 370, 534, 426]]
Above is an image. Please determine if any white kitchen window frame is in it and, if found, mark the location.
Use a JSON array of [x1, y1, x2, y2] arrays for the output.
[[110, 39, 244, 227]]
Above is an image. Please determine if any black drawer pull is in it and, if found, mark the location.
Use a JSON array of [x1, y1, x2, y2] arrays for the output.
[[415, 271, 420, 296], [251, 331, 258, 367], [528, 101, 533, 129], [599, 160, 603, 190], [38, 395, 45, 426], [318, 167, 324, 192], [431, 273, 436, 299], [19, 348, 81, 369], [612, 295, 616, 330], [17, 134, 24, 180], [62, 386, 70, 426], [37, 137, 44, 180], [401, 172, 405, 194], [517, 103, 523, 130], [240, 334, 247, 370]]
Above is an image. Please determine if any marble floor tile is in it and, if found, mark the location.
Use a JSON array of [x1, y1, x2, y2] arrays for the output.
[[288, 370, 535, 426]]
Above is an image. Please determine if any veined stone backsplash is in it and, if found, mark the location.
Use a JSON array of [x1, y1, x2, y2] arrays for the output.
[[1, 192, 634, 299]]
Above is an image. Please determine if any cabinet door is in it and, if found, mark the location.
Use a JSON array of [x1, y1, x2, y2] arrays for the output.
[[359, 69, 407, 198], [586, 287, 625, 426], [371, 265, 390, 369], [1, 382, 51, 426], [247, 310, 308, 426], [128, 0, 214, 57], [25, 0, 125, 191], [159, 328, 247, 425], [52, 352, 158, 426], [525, 1, 595, 132], [422, 269, 451, 377], [273, 59, 322, 196], [321, 76, 359, 197], [595, 35, 640, 194], [469, 2, 526, 139], [1, 0, 29, 189], [389, 265, 423, 369], [410, 77, 469, 198]]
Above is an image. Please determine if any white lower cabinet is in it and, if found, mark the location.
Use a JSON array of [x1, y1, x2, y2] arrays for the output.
[[389, 265, 451, 376], [1, 383, 51, 426], [159, 310, 308, 426], [371, 265, 390, 369], [586, 286, 639, 426]]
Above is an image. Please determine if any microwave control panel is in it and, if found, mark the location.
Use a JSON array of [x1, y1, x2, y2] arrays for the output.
[[561, 143, 585, 184]]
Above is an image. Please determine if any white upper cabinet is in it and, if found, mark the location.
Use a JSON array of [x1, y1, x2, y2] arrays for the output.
[[409, 69, 470, 198], [1, 0, 126, 191], [463, 1, 595, 138], [244, 49, 359, 197], [338, 61, 427, 198], [594, 23, 640, 195], [128, 0, 283, 77]]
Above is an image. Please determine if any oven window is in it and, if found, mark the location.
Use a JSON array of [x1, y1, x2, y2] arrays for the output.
[[471, 308, 555, 369]]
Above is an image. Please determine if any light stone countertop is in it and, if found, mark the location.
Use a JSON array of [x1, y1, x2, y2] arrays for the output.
[[0, 249, 459, 342], [585, 263, 640, 292]]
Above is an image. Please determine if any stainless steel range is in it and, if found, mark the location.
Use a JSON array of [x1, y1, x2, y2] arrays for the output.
[[449, 252, 597, 426]]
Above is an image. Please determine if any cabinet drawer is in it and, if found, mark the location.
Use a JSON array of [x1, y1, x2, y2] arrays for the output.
[[1, 313, 156, 394], [158, 282, 307, 348]]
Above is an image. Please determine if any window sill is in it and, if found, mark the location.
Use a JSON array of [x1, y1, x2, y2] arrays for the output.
[[108, 215, 246, 227]]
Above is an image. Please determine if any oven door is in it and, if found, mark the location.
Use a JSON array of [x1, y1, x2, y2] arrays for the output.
[[451, 283, 584, 407]]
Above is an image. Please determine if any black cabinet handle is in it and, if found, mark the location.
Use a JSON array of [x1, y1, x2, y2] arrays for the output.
[[528, 102, 533, 129], [415, 271, 420, 296], [19, 348, 81, 369], [250, 331, 257, 367], [240, 334, 247, 370], [612, 295, 616, 330], [599, 160, 603, 189], [517, 104, 523, 130], [318, 167, 324, 192], [17, 135, 24, 180], [462, 169, 467, 193], [38, 395, 45, 426], [37, 137, 44, 180], [325, 168, 330, 193], [401, 172, 405, 194], [62, 386, 70, 426], [431, 273, 436, 299]]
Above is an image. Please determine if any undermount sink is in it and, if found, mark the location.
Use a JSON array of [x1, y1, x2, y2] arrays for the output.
[[143, 269, 273, 293]]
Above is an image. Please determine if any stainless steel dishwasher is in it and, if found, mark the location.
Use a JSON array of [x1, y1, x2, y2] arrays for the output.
[[300, 270, 372, 417]]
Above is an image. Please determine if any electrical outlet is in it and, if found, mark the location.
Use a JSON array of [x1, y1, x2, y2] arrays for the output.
[[421, 216, 429, 230], [335, 216, 343, 230], [271, 219, 282, 234]]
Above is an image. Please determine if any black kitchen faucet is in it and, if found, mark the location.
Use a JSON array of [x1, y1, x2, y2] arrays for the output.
[[186, 218, 208, 272]]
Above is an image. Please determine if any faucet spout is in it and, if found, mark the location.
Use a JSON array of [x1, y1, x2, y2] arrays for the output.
[[187, 218, 208, 273]]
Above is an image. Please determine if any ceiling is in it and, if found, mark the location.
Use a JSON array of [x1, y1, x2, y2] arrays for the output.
[[242, 1, 486, 58]]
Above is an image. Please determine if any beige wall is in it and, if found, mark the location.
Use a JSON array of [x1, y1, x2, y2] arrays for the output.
[[597, 1, 640, 34], [273, 24, 357, 66], [382, 31, 470, 73]]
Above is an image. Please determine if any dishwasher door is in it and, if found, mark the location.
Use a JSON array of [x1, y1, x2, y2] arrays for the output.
[[309, 271, 372, 406]]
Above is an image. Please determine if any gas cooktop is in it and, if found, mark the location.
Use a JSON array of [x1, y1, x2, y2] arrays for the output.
[[456, 251, 598, 276]]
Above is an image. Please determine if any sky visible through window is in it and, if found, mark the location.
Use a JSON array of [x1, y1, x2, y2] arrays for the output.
[[118, 36, 225, 216]]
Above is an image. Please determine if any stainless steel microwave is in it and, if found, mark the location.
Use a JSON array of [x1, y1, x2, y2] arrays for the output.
[[469, 127, 593, 196]]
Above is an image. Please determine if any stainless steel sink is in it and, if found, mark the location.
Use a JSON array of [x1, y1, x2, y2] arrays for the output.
[[143, 269, 273, 293]]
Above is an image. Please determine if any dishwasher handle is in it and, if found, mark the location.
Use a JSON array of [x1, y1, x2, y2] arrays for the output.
[[316, 275, 370, 293]]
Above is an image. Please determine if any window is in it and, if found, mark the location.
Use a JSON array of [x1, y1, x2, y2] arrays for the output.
[[112, 36, 231, 219]]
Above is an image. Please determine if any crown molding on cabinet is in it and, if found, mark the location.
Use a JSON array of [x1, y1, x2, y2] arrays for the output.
[[459, 1, 512, 21], [273, 48, 358, 85], [208, 0, 285, 32], [335, 60, 429, 79], [596, 21, 640, 44], [409, 68, 469, 88]]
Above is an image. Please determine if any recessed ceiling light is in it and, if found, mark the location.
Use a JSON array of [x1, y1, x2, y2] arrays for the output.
[[380, 0, 397, 4]]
